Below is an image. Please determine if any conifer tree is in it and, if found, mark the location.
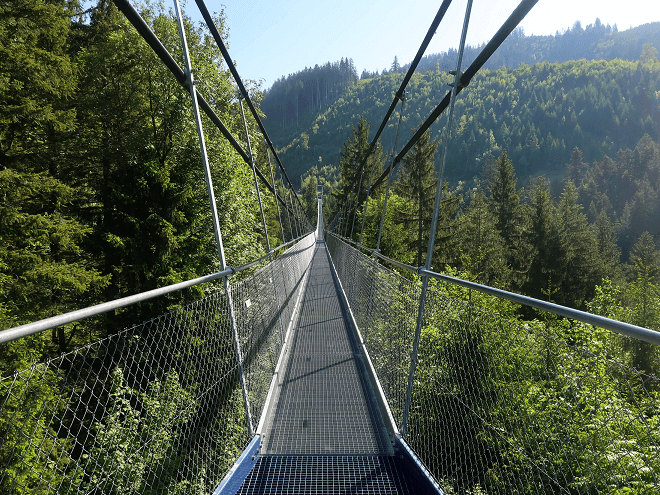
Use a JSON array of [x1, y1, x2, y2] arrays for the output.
[[523, 177, 560, 300], [455, 191, 508, 286], [333, 116, 383, 238], [489, 150, 520, 251], [555, 181, 602, 307], [0, 0, 109, 337], [394, 129, 439, 266], [566, 147, 588, 186], [623, 231, 660, 370]]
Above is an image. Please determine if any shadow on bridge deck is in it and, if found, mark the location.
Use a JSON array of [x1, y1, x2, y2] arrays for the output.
[[219, 241, 439, 494]]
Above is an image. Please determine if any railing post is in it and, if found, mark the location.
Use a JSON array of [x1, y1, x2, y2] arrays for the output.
[[265, 139, 286, 245], [288, 189, 300, 238], [239, 96, 271, 256], [401, 0, 473, 437], [263, 140, 288, 342], [283, 185, 294, 241], [350, 168, 364, 239], [173, 0, 254, 436], [376, 93, 405, 252], [317, 184, 324, 240]]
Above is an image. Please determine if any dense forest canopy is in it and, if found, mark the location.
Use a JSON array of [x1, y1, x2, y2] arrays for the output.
[[262, 22, 660, 187], [261, 57, 359, 128], [0, 0, 289, 359], [2, 2, 660, 494]]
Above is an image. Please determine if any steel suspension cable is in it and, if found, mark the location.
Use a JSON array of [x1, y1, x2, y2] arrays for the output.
[[401, 0, 474, 438], [173, 0, 253, 436], [358, 140, 381, 244], [265, 139, 286, 244], [192, 0, 304, 209], [370, 0, 540, 192], [239, 96, 271, 254], [353, 0, 453, 182], [349, 167, 365, 239], [375, 93, 406, 252], [112, 0, 303, 223]]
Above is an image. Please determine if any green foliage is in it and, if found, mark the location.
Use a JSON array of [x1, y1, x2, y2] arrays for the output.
[[394, 128, 439, 266], [332, 115, 385, 237], [0, 169, 109, 327], [0, 367, 81, 495], [269, 57, 660, 189], [454, 191, 509, 286], [298, 163, 338, 224], [262, 57, 358, 128], [488, 150, 521, 251], [357, 193, 414, 264], [86, 367, 197, 494]]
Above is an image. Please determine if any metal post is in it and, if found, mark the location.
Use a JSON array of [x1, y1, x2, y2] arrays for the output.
[[265, 139, 286, 245], [350, 168, 365, 239], [401, 0, 473, 438], [239, 96, 271, 255], [283, 185, 294, 241], [261, 141, 287, 342], [376, 93, 406, 252], [288, 188, 300, 238], [359, 142, 380, 245], [340, 197, 350, 238], [316, 184, 324, 240], [173, 0, 253, 436]]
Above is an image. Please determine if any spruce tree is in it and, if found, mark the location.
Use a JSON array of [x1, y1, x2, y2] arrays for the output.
[[489, 150, 520, 251], [523, 177, 560, 300], [394, 129, 439, 266], [0, 0, 109, 336], [333, 116, 383, 238], [455, 191, 508, 286]]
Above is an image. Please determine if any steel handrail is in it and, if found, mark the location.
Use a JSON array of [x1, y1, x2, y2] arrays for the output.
[[326, 232, 660, 346], [0, 231, 315, 345]]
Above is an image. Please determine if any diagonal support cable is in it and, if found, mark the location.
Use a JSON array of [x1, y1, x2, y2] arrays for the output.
[[334, 0, 453, 219], [401, 0, 475, 438], [364, 0, 453, 160], [370, 0, 540, 191], [193, 0, 305, 210], [172, 0, 253, 436], [111, 0, 299, 219]]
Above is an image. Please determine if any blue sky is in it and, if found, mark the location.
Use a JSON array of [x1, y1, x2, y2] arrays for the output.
[[184, 0, 658, 90]]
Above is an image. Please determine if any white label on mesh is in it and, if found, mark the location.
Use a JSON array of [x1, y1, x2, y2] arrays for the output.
[[245, 299, 251, 308]]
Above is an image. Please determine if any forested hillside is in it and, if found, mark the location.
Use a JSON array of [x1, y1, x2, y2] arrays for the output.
[[413, 21, 660, 74], [262, 23, 660, 186], [267, 57, 660, 186], [0, 0, 283, 362]]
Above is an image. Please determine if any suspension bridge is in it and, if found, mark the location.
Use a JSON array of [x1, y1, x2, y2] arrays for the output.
[[2, 0, 660, 493]]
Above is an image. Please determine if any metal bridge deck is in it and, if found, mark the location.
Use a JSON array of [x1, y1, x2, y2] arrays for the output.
[[233, 241, 422, 494]]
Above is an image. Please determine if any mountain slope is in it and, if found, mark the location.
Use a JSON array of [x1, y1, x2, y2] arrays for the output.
[[266, 58, 660, 187]]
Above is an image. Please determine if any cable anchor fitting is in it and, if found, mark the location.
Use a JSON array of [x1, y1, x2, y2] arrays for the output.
[[447, 70, 468, 88], [184, 68, 198, 86], [417, 266, 432, 275]]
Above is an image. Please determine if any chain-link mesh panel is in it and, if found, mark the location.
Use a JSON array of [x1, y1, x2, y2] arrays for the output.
[[233, 234, 316, 433], [0, 233, 315, 495], [326, 233, 660, 494], [326, 234, 418, 428]]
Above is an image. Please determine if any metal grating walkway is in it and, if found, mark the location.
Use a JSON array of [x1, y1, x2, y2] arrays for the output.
[[233, 241, 423, 494]]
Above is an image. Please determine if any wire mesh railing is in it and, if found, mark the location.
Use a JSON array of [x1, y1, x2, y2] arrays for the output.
[[0, 232, 316, 495], [326, 232, 660, 494]]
